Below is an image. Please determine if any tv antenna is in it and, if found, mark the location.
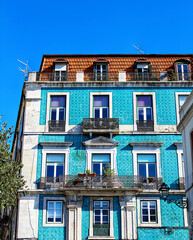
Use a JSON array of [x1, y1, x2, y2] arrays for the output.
[[133, 44, 144, 54], [17, 59, 31, 80]]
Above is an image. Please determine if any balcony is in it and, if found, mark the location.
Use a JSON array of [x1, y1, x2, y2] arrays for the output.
[[36, 72, 75, 81], [39, 175, 162, 190], [84, 72, 118, 81], [127, 72, 160, 81], [83, 118, 119, 133], [136, 120, 154, 132], [168, 72, 193, 81], [48, 120, 65, 132]]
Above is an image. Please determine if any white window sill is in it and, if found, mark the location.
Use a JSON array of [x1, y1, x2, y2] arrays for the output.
[[138, 222, 161, 227]]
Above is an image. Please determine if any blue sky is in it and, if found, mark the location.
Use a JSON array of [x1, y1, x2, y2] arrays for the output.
[[0, 0, 193, 129]]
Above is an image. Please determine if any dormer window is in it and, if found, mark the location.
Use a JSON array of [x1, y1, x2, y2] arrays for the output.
[[174, 59, 191, 81], [134, 59, 150, 80], [53, 60, 68, 81], [94, 59, 109, 81]]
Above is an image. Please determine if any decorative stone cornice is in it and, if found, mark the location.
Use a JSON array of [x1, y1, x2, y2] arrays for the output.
[[129, 142, 163, 148], [39, 142, 73, 147], [83, 136, 119, 147]]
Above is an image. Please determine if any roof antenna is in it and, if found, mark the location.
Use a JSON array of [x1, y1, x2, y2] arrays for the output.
[[133, 44, 144, 54], [17, 59, 31, 80]]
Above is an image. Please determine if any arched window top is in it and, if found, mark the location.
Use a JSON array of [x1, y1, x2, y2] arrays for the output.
[[53, 59, 69, 65], [173, 59, 191, 66], [134, 59, 150, 67], [93, 59, 109, 64]]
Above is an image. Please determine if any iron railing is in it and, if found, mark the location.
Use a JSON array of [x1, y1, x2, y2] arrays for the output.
[[83, 118, 119, 132], [84, 72, 118, 81], [48, 120, 65, 132], [136, 120, 154, 132], [167, 72, 193, 81], [93, 224, 110, 236], [126, 72, 161, 81], [39, 175, 162, 190], [36, 72, 75, 81]]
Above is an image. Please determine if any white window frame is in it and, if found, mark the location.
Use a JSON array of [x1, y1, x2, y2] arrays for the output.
[[43, 197, 66, 227], [94, 64, 108, 81], [46, 155, 65, 178], [141, 200, 157, 224], [132, 146, 161, 179], [94, 201, 109, 224], [54, 64, 67, 81], [176, 64, 189, 81], [46, 92, 69, 132], [90, 92, 112, 118], [89, 197, 114, 238], [137, 197, 161, 227], [92, 154, 111, 175], [41, 148, 70, 177], [47, 200, 63, 223], [137, 154, 157, 178], [133, 92, 157, 131], [175, 92, 190, 124]]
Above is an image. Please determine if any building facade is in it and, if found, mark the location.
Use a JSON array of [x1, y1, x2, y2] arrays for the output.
[[178, 90, 193, 239], [12, 54, 193, 240]]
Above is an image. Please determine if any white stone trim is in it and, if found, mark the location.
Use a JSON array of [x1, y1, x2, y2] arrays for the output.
[[175, 92, 190, 125], [175, 144, 184, 178], [41, 148, 70, 177], [89, 197, 114, 239], [133, 92, 157, 131], [183, 197, 188, 227], [76, 71, 84, 82], [132, 146, 161, 178], [137, 197, 161, 227], [85, 147, 118, 174], [42, 197, 66, 227], [46, 92, 69, 132], [118, 71, 126, 82], [90, 92, 113, 118]]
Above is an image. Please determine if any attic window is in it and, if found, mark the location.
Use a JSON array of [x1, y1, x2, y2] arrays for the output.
[[174, 59, 191, 81], [53, 60, 68, 81], [134, 59, 151, 80], [93, 59, 109, 81]]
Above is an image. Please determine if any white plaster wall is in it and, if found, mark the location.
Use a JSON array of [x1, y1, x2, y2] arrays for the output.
[[21, 135, 38, 189], [17, 195, 39, 239]]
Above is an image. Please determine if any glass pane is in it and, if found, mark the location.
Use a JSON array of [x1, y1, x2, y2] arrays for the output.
[[94, 96, 109, 107], [138, 154, 156, 163], [48, 201, 54, 209], [48, 209, 54, 217], [150, 216, 156, 222], [150, 201, 156, 208], [59, 108, 65, 120], [51, 96, 65, 107], [142, 209, 148, 215], [102, 201, 109, 207], [150, 209, 156, 215], [102, 108, 108, 118], [139, 164, 146, 177], [56, 165, 64, 177], [146, 108, 152, 120], [179, 95, 188, 109], [56, 202, 62, 209], [51, 109, 56, 120], [48, 217, 54, 222], [148, 164, 156, 177], [94, 108, 100, 118], [142, 202, 148, 208], [178, 65, 182, 73], [92, 154, 110, 163], [95, 210, 100, 215], [142, 216, 148, 222], [93, 163, 100, 175], [137, 96, 152, 107], [103, 210, 108, 215], [183, 64, 188, 73], [94, 201, 101, 207], [47, 165, 54, 177], [95, 216, 100, 223], [55, 217, 62, 222], [102, 163, 109, 175], [103, 216, 109, 223], [138, 108, 144, 120], [47, 154, 65, 163]]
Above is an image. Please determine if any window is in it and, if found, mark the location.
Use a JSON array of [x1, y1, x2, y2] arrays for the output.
[[46, 153, 65, 178], [47, 201, 63, 223], [178, 95, 188, 110], [92, 154, 110, 175], [137, 95, 153, 121], [136, 65, 149, 80], [54, 64, 67, 81], [177, 64, 189, 81], [93, 95, 109, 118], [137, 197, 161, 227], [141, 201, 157, 223], [138, 154, 156, 180], [50, 96, 66, 121], [94, 64, 108, 81]]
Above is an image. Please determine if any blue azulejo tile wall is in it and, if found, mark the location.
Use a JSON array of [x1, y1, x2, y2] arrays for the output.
[[39, 87, 192, 126], [82, 197, 90, 240], [38, 194, 66, 240]]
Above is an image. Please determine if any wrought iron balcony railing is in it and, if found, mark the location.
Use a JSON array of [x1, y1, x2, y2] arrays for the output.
[[136, 120, 154, 132], [36, 72, 75, 81], [168, 72, 193, 81], [93, 224, 110, 236], [48, 120, 65, 132], [83, 118, 119, 132], [39, 175, 162, 190], [126, 72, 161, 81], [84, 72, 118, 81]]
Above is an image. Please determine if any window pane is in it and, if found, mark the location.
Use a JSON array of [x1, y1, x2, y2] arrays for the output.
[[48, 209, 54, 217], [146, 108, 152, 120], [177, 65, 182, 73], [137, 96, 152, 107], [92, 154, 110, 163], [94, 108, 100, 118], [59, 108, 65, 120], [51, 109, 57, 120], [47, 154, 65, 163], [94, 96, 109, 107], [55, 217, 62, 222], [148, 164, 156, 177], [103, 216, 109, 223], [102, 163, 109, 175], [103, 210, 108, 215], [102, 108, 108, 118], [138, 154, 156, 163], [139, 163, 146, 177], [142, 202, 148, 208], [56, 165, 64, 177], [51, 96, 65, 107], [142, 216, 148, 222], [93, 163, 100, 175], [150, 216, 156, 222], [95, 216, 100, 223], [150, 201, 156, 208], [95, 210, 100, 215], [48, 201, 54, 209], [183, 64, 188, 73], [47, 165, 54, 177], [56, 202, 62, 209], [102, 201, 109, 207], [94, 201, 101, 207], [48, 217, 54, 222], [142, 209, 148, 215], [138, 108, 144, 120], [179, 95, 188, 109]]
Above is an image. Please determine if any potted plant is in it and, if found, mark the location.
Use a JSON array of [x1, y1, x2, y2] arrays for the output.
[[78, 173, 86, 177], [74, 178, 83, 182], [103, 164, 116, 188], [86, 169, 96, 177]]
